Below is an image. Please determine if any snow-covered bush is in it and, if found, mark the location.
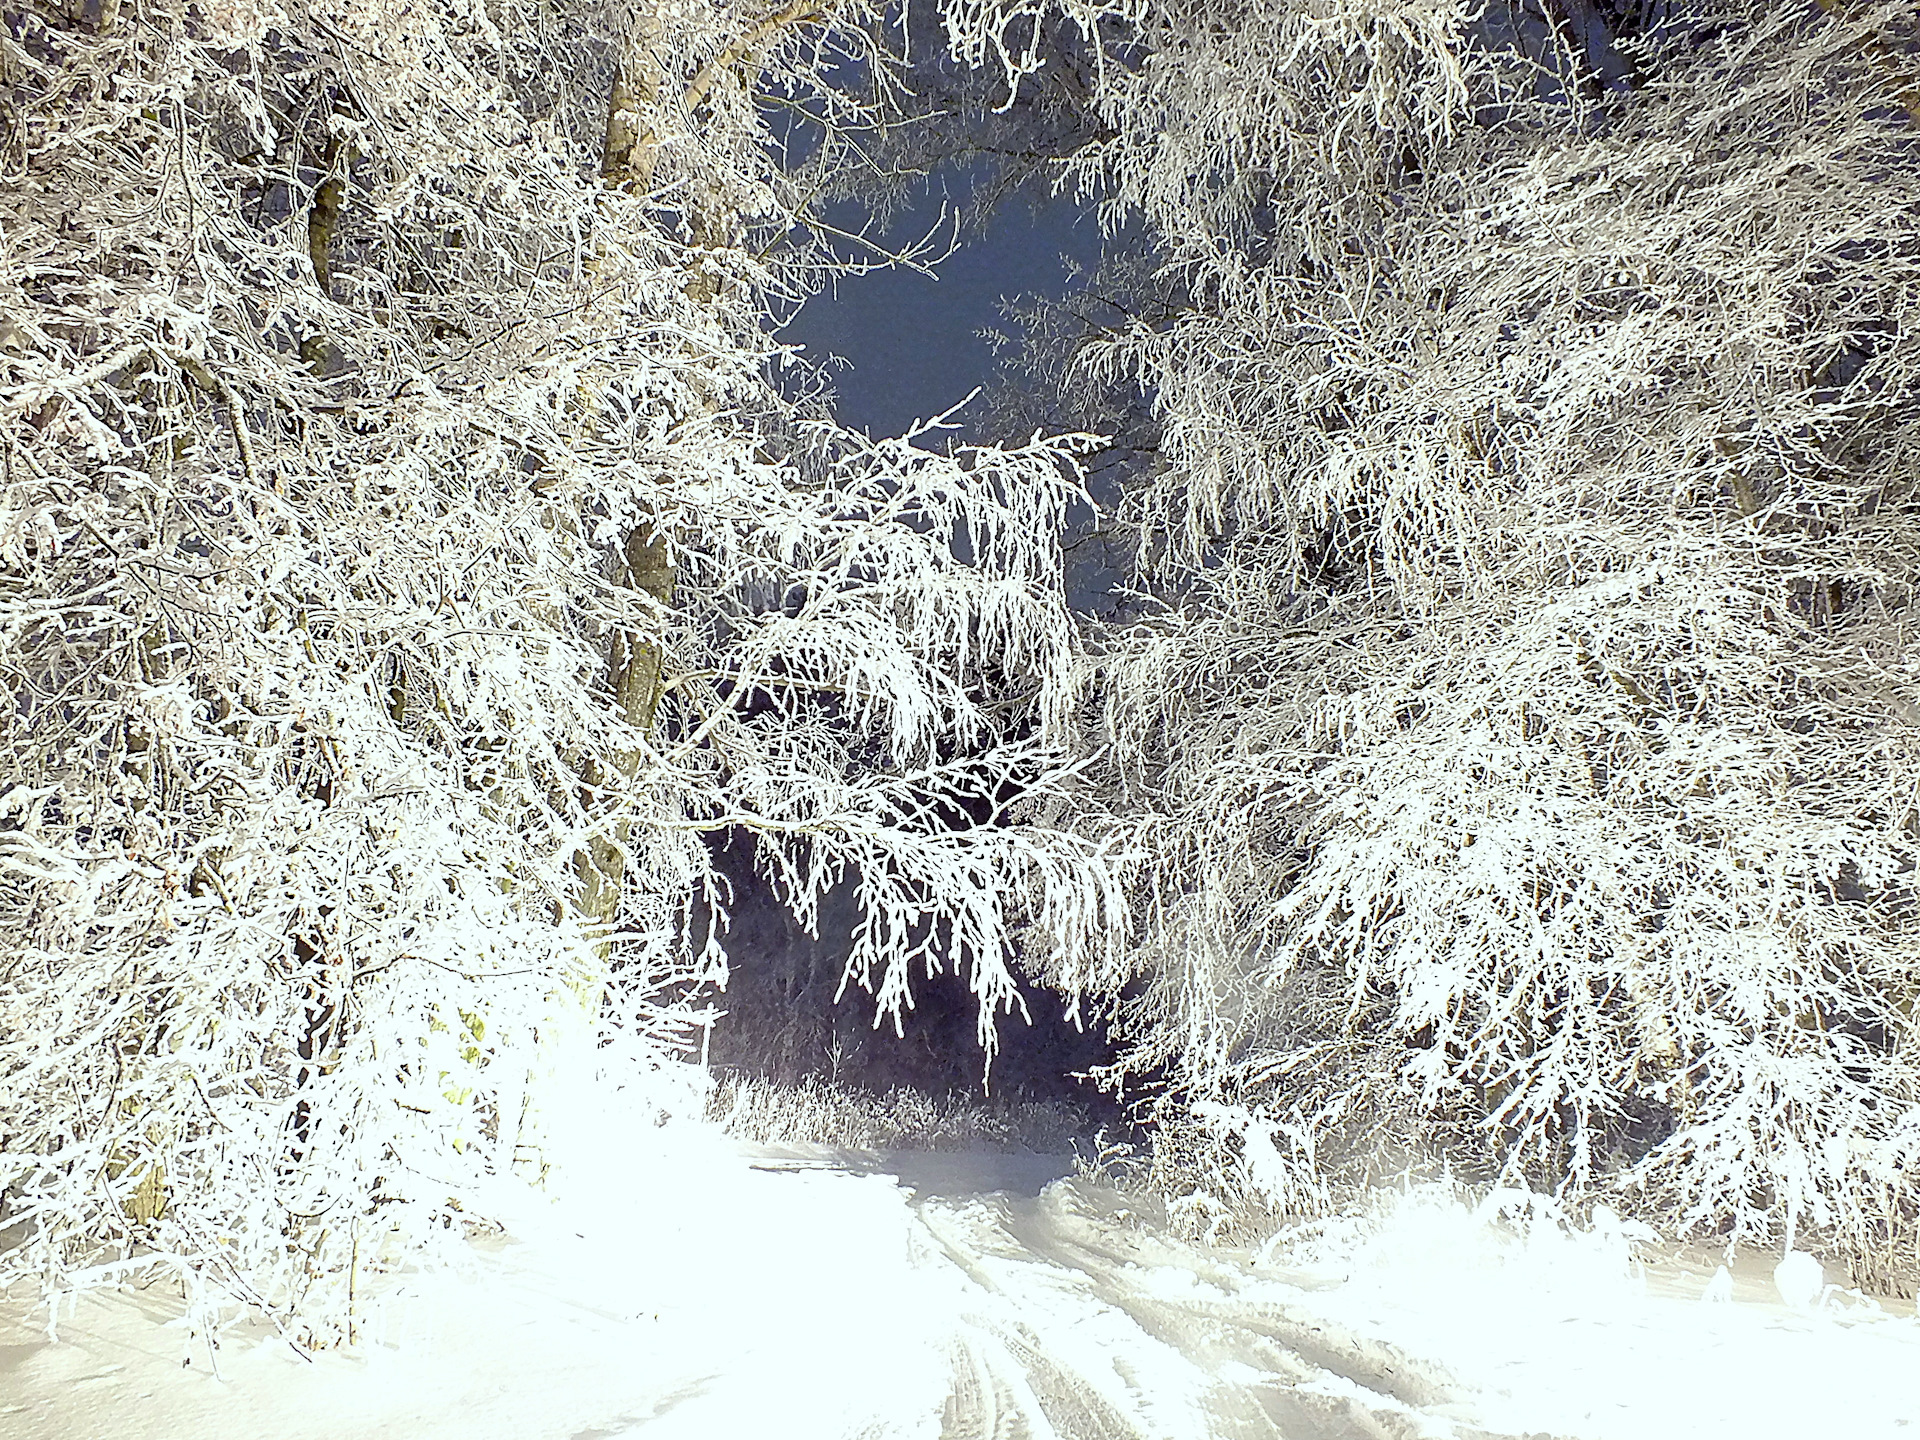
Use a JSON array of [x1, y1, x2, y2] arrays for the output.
[[708, 1073, 1088, 1150]]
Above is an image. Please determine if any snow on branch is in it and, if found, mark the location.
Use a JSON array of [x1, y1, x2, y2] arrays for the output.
[[1023, 0, 1920, 1291], [0, 0, 1114, 1339]]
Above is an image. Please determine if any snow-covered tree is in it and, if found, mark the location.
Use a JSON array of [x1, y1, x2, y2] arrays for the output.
[[949, 0, 1920, 1289], [0, 0, 1121, 1340]]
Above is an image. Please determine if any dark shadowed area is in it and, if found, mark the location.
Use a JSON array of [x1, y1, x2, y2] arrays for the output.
[[698, 831, 1119, 1108], [711, 182, 1126, 1112]]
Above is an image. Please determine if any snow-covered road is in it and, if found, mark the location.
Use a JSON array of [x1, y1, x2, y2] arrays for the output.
[[2, 1127, 1916, 1439], [910, 1169, 1478, 1439]]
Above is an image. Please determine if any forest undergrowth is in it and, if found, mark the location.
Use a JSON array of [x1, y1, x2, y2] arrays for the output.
[[706, 1073, 1091, 1154]]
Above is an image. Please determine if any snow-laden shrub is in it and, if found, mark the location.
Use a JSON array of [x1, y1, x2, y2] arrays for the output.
[[1261, 1179, 1658, 1318], [708, 1073, 1089, 1151]]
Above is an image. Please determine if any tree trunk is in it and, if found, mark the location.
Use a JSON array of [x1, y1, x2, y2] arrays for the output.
[[573, 525, 675, 948], [601, 11, 666, 192]]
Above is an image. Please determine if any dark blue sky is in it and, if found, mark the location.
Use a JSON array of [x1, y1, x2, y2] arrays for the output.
[[780, 178, 1136, 619], [781, 186, 1101, 440]]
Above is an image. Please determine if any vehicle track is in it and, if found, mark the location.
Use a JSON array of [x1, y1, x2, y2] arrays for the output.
[[912, 1179, 1565, 1440]]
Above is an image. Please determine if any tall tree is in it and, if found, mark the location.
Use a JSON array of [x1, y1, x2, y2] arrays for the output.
[[954, 0, 1920, 1290], [0, 0, 1118, 1339]]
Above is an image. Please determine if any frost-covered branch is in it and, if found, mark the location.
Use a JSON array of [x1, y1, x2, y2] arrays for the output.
[[964, 0, 1920, 1290], [0, 0, 1119, 1339]]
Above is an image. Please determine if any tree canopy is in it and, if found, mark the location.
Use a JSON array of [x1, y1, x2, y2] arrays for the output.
[[3, 0, 1918, 1334], [983, 0, 1920, 1293]]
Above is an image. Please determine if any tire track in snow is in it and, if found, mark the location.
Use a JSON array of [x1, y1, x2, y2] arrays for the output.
[[908, 1179, 1564, 1440]]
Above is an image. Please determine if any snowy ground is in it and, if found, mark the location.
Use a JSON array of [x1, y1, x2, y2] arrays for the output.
[[2, 1122, 1915, 1440]]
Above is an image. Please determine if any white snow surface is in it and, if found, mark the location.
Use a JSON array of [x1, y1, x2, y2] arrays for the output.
[[2, 1121, 1916, 1440]]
